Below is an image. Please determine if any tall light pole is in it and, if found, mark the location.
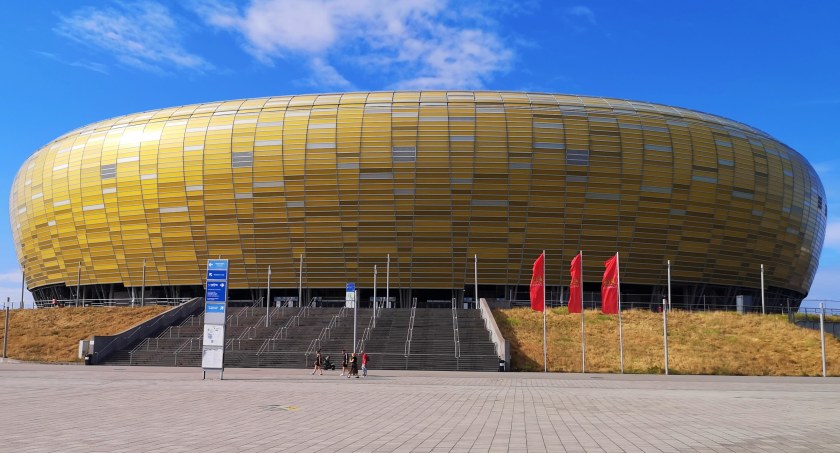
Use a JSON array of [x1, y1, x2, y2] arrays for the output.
[[76, 264, 82, 307], [760, 264, 765, 315], [266, 265, 271, 327], [298, 254, 303, 307], [373, 264, 377, 328], [474, 254, 478, 309], [141, 258, 146, 307], [19, 264, 25, 310]]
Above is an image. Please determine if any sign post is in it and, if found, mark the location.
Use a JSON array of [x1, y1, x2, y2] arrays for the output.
[[202, 259, 229, 379]]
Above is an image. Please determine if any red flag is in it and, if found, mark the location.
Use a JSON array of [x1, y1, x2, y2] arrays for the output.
[[530, 252, 545, 312], [601, 254, 619, 314], [569, 253, 582, 313]]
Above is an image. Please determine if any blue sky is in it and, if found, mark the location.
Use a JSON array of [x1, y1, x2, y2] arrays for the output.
[[1, 1, 839, 308]]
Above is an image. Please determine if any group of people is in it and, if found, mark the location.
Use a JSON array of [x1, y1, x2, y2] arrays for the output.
[[312, 349, 369, 377]]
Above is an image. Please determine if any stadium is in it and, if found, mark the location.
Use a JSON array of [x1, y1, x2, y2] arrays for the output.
[[10, 91, 826, 311]]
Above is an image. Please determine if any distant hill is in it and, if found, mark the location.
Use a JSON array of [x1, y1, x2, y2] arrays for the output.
[[492, 308, 840, 376]]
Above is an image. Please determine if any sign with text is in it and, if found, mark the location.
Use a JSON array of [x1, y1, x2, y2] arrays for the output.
[[205, 281, 227, 302], [345, 282, 356, 308], [207, 269, 228, 280], [203, 258, 229, 374]]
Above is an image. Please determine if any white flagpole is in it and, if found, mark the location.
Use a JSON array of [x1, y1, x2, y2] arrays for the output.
[[580, 250, 586, 374], [617, 253, 624, 374], [820, 302, 827, 377], [474, 254, 478, 309], [761, 264, 765, 315], [266, 265, 271, 327], [386, 254, 390, 309], [663, 296, 669, 375], [373, 265, 377, 328], [667, 259, 672, 312], [543, 251, 547, 373], [298, 254, 303, 308]]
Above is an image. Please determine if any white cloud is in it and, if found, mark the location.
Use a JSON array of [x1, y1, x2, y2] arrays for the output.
[[34, 51, 109, 75], [305, 57, 354, 90], [566, 6, 596, 24], [563, 5, 596, 32], [192, 0, 514, 89], [55, 2, 212, 73]]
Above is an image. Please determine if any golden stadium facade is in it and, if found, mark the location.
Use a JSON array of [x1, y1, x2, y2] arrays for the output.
[[10, 91, 826, 308]]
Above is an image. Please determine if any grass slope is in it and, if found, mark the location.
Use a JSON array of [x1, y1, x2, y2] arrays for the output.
[[0, 306, 169, 363], [493, 308, 840, 376]]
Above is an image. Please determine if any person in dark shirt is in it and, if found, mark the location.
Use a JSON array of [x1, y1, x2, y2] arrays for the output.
[[348, 352, 358, 378], [340, 349, 349, 377], [311, 350, 323, 375]]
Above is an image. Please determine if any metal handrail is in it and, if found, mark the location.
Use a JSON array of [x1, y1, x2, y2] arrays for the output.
[[404, 299, 417, 357], [37, 297, 193, 308], [452, 301, 461, 358]]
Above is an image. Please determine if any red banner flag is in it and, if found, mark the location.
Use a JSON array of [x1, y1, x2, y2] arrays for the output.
[[569, 253, 582, 313], [530, 252, 545, 312], [601, 254, 619, 314]]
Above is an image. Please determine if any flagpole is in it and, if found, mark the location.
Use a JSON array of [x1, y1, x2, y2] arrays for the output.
[[266, 264, 271, 327], [386, 254, 390, 309], [667, 259, 672, 312], [474, 254, 478, 310], [543, 250, 547, 373], [580, 250, 585, 374], [617, 253, 624, 374]]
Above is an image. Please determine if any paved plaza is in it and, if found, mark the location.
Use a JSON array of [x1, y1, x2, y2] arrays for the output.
[[1, 363, 839, 452]]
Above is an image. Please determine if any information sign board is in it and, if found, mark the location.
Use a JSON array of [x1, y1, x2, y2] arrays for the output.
[[202, 258, 229, 377], [345, 282, 356, 308]]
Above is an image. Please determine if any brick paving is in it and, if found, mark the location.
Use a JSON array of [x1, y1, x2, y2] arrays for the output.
[[1, 363, 839, 452]]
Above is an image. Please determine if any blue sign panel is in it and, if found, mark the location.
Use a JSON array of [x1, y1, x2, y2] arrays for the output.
[[346, 282, 355, 292], [206, 303, 226, 313], [207, 269, 228, 280], [208, 259, 229, 270], [206, 281, 227, 302]]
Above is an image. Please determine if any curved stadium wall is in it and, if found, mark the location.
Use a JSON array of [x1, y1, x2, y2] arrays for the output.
[[10, 91, 826, 308]]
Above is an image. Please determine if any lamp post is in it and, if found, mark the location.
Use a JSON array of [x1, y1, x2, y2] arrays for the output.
[[266, 265, 271, 327], [141, 258, 146, 307]]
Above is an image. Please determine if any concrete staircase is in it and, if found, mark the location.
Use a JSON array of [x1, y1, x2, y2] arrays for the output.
[[100, 306, 499, 372]]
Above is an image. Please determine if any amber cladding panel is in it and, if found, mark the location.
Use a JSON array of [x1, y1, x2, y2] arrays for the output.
[[10, 92, 826, 297]]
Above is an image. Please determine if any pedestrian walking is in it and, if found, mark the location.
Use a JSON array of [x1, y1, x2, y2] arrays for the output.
[[312, 350, 323, 375], [340, 349, 349, 376], [348, 352, 358, 378], [361, 351, 369, 377]]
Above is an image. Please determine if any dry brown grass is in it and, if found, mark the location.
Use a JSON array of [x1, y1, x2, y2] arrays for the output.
[[493, 308, 840, 376], [0, 306, 169, 363]]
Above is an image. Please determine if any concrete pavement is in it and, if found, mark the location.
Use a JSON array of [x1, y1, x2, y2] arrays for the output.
[[1, 363, 839, 452]]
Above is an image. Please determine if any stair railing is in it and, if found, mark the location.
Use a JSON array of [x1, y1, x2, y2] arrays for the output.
[[452, 299, 461, 358], [173, 337, 198, 366], [403, 299, 417, 358]]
